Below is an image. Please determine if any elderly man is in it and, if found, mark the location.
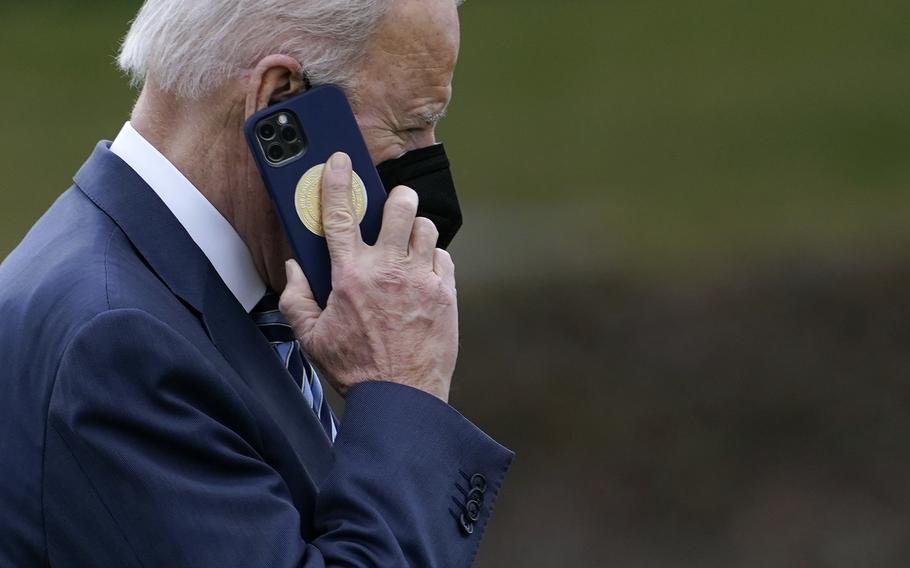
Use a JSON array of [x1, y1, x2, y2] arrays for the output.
[[0, 0, 512, 566]]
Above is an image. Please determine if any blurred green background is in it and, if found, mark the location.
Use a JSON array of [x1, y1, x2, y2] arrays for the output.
[[3, 1, 910, 566]]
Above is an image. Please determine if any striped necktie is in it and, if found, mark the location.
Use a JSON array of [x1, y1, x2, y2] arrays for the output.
[[250, 293, 337, 442]]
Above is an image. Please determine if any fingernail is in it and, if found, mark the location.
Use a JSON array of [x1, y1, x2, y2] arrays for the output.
[[329, 152, 350, 171]]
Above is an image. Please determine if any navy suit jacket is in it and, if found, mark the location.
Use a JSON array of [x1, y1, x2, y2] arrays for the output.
[[0, 143, 513, 567]]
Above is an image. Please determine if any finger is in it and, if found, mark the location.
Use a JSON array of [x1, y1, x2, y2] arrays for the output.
[[320, 152, 360, 261], [279, 259, 322, 340], [377, 186, 419, 253], [433, 248, 456, 289], [409, 217, 439, 267]]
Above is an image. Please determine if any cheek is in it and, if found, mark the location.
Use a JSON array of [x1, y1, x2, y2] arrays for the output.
[[353, 99, 407, 164], [359, 123, 408, 166]]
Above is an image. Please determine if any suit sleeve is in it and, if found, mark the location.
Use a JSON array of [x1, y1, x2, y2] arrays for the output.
[[45, 309, 513, 568]]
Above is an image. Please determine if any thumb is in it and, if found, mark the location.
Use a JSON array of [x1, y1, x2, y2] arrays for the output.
[[279, 259, 322, 340]]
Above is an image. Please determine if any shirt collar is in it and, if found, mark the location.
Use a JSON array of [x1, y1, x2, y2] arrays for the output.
[[110, 122, 266, 312]]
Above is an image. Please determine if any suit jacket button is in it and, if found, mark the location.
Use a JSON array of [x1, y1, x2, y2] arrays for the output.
[[460, 512, 475, 535], [467, 488, 485, 504], [465, 499, 482, 522], [470, 473, 487, 493]]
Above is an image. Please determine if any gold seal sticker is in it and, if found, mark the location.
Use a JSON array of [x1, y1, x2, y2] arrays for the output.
[[294, 164, 368, 236]]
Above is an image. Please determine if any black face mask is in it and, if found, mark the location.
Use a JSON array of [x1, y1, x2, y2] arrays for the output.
[[376, 144, 463, 250]]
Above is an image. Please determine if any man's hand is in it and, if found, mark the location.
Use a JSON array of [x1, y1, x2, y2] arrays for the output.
[[280, 152, 458, 403]]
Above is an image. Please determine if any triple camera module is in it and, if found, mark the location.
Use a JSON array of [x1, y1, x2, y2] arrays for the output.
[[255, 112, 307, 165]]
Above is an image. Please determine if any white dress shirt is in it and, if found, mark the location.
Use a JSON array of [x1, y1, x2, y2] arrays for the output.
[[110, 122, 267, 312]]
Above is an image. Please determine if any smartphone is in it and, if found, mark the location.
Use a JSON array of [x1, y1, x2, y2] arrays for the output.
[[244, 85, 386, 308]]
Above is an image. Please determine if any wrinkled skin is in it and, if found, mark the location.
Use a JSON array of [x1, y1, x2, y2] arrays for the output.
[[280, 154, 457, 402], [131, 0, 462, 401]]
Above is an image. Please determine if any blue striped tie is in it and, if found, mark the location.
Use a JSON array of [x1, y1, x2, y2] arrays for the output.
[[251, 293, 337, 442]]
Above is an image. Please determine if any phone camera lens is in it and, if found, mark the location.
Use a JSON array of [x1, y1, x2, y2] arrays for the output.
[[267, 144, 285, 162], [258, 123, 277, 141], [280, 126, 298, 142]]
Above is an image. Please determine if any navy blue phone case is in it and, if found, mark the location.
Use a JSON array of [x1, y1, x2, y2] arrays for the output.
[[244, 85, 386, 308]]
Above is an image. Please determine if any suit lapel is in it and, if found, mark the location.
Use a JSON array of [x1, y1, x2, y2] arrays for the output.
[[73, 142, 333, 484], [201, 271, 334, 483]]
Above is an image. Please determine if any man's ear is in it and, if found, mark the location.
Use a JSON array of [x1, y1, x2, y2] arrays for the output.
[[244, 55, 307, 118]]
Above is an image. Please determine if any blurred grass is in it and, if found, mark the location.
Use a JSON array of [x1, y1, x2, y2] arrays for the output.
[[445, 0, 910, 276], [1, 0, 909, 275], [0, 3, 137, 257]]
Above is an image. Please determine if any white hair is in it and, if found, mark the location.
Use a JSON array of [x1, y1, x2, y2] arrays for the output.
[[118, 0, 388, 99]]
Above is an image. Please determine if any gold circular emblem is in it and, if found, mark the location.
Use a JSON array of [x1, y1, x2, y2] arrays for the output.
[[294, 164, 368, 236]]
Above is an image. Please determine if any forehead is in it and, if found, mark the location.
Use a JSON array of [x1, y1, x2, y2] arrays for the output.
[[375, 0, 461, 55], [354, 0, 460, 112]]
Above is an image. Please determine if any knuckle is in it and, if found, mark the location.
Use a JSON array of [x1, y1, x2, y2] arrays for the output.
[[330, 280, 353, 301], [278, 293, 303, 323], [391, 199, 418, 219], [436, 248, 454, 266], [390, 187, 419, 213], [326, 175, 351, 192], [323, 209, 356, 230], [324, 164, 351, 184], [433, 277, 458, 306], [332, 266, 363, 294], [277, 293, 293, 315], [375, 263, 408, 291], [416, 217, 439, 239]]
